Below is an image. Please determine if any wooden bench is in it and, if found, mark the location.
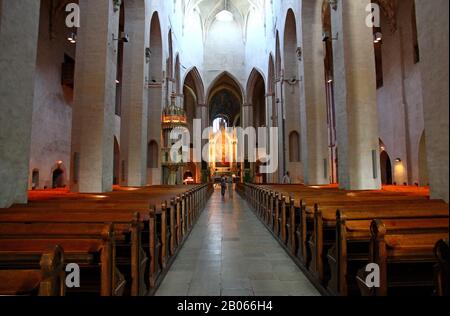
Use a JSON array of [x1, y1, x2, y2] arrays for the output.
[[240, 183, 449, 296], [328, 215, 449, 295], [356, 220, 449, 296], [0, 212, 146, 296], [0, 223, 124, 296], [0, 245, 65, 296], [309, 204, 449, 286], [0, 184, 213, 296], [434, 239, 449, 296]]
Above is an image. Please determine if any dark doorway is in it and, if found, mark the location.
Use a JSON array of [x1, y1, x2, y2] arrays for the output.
[[113, 137, 120, 185], [32, 169, 39, 190], [52, 168, 64, 188], [380, 151, 393, 185]]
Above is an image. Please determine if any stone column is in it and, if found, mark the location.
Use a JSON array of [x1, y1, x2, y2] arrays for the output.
[[120, 3, 148, 187], [276, 80, 286, 182], [300, 0, 330, 185], [265, 93, 277, 183], [331, 0, 381, 190], [0, 1, 40, 207], [414, 0, 449, 202], [196, 103, 208, 171], [70, 0, 119, 193]]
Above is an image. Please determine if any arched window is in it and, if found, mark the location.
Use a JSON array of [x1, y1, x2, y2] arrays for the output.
[[31, 169, 40, 190], [380, 151, 393, 185], [412, 2, 420, 64], [147, 141, 159, 169], [418, 132, 429, 186], [289, 131, 300, 163]]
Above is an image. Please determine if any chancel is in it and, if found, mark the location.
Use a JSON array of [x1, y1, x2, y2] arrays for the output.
[[0, 0, 448, 298]]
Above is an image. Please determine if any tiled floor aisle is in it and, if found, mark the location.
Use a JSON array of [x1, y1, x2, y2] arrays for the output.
[[155, 188, 320, 296]]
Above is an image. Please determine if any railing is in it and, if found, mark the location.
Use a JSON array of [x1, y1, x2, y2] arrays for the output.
[[148, 183, 214, 294]]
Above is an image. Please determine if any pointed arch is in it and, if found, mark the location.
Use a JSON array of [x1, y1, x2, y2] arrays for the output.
[[246, 68, 266, 129], [206, 71, 245, 104], [183, 66, 205, 105], [149, 12, 163, 82], [207, 72, 244, 126], [283, 8, 299, 80], [246, 67, 266, 104]]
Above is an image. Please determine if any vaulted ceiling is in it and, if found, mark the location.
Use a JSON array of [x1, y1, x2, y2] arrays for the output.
[[184, 0, 265, 37], [185, 0, 264, 21]]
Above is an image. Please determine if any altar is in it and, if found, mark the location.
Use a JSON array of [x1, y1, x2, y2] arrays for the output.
[[208, 119, 239, 179]]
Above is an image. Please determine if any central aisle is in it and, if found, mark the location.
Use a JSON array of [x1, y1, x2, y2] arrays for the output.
[[155, 188, 320, 296]]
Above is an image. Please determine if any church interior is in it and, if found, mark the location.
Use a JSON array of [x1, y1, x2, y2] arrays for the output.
[[0, 0, 448, 297]]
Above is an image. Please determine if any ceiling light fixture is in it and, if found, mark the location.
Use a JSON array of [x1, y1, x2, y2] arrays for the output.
[[216, 0, 234, 22]]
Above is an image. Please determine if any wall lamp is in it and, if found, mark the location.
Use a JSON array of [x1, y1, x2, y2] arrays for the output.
[[67, 32, 77, 44], [374, 32, 383, 43], [322, 31, 339, 42], [395, 158, 402, 163], [113, 32, 129, 43]]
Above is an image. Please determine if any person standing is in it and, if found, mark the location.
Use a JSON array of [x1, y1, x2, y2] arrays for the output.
[[282, 172, 292, 184], [228, 176, 234, 198], [221, 176, 227, 199]]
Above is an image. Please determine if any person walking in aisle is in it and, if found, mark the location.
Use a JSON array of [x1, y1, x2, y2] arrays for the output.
[[282, 171, 292, 184], [221, 176, 227, 200]]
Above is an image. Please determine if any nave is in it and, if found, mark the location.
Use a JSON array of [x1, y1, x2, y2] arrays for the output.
[[156, 189, 319, 296]]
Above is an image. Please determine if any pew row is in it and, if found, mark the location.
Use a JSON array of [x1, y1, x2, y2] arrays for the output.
[[0, 223, 125, 296], [0, 183, 214, 296], [237, 183, 449, 296], [356, 220, 448, 296], [0, 245, 65, 296], [328, 215, 449, 295]]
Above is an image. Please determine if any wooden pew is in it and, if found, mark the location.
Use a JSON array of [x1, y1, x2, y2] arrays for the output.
[[328, 215, 449, 295], [434, 239, 449, 296], [0, 212, 146, 296], [356, 220, 448, 296], [0, 223, 124, 296], [240, 183, 449, 297], [0, 245, 65, 296], [308, 202, 449, 285], [0, 184, 212, 296]]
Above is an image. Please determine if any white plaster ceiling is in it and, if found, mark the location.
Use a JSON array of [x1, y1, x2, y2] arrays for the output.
[[184, 0, 265, 36]]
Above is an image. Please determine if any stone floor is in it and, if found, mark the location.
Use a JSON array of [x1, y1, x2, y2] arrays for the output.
[[155, 188, 320, 296]]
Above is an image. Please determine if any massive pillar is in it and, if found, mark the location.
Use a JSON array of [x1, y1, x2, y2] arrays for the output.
[[276, 81, 286, 182], [331, 0, 381, 190], [300, 0, 330, 185], [0, 1, 40, 207], [414, 0, 449, 202], [120, 2, 148, 187], [265, 93, 277, 183], [70, 0, 119, 193]]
